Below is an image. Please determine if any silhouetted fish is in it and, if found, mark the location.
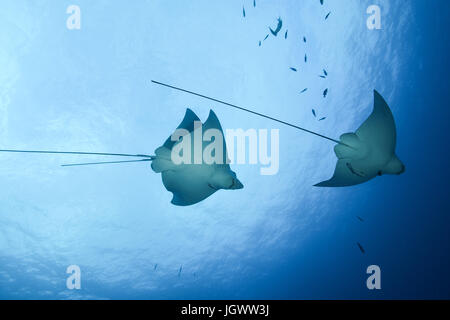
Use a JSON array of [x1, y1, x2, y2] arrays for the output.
[[357, 242, 365, 254], [305, 54, 307, 63], [314, 90, 405, 187], [325, 12, 331, 20], [319, 75, 326, 78], [263, 34, 269, 41], [243, 6, 246, 17], [178, 265, 183, 277], [357, 216, 364, 222], [285, 30, 288, 39], [253, 0, 256, 7], [152, 109, 243, 205], [320, 0, 324, 5], [154, 264, 158, 271], [323, 88, 328, 97], [259, 41, 261, 46], [290, 67, 297, 72], [319, 117, 326, 121], [269, 17, 283, 36], [303, 36, 307, 43], [323, 69, 328, 76], [312, 109, 316, 117], [300, 88, 307, 93]]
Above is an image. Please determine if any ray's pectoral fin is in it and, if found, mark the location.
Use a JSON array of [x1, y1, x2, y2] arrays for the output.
[[314, 160, 371, 187], [163, 108, 200, 150], [356, 90, 397, 154]]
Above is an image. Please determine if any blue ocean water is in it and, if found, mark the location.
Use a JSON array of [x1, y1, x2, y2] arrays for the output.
[[0, 0, 449, 299]]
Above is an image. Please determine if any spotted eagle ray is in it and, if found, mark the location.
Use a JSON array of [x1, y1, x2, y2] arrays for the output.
[[151, 108, 243, 206], [151, 81, 405, 187], [0, 109, 243, 206], [315, 91, 405, 186]]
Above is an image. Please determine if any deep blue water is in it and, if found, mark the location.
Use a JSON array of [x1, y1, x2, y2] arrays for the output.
[[0, 0, 449, 299]]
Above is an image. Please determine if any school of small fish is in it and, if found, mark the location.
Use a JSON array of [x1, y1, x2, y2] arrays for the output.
[[242, 0, 368, 256], [242, 0, 332, 123]]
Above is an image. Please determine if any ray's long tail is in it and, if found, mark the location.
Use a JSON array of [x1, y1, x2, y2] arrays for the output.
[[151, 80, 345, 146], [61, 158, 154, 167], [0, 149, 155, 167]]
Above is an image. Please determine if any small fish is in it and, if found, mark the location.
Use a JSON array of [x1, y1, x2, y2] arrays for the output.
[[290, 67, 297, 72], [269, 17, 283, 36], [304, 54, 307, 63], [263, 34, 269, 41], [319, 117, 326, 121], [325, 12, 331, 20], [320, 0, 324, 5], [154, 264, 158, 271], [243, 6, 246, 17], [285, 30, 288, 39], [300, 88, 308, 93], [323, 69, 328, 76], [323, 88, 328, 97], [253, 0, 256, 7], [319, 75, 326, 78], [259, 41, 261, 46], [357, 216, 364, 222], [357, 242, 365, 254], [178, 265, 183, 277], [312, 109, 316, 117], [303, 36, 307, 43]]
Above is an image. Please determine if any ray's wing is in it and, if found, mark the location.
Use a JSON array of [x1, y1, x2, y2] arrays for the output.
[[202, 110, 229, 165], [152, 108, 201, 173], [356, 90, 396, 153], [202, 109, 223, 133], [314, 159, 374, 187], [163, 108, 200, 150]]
